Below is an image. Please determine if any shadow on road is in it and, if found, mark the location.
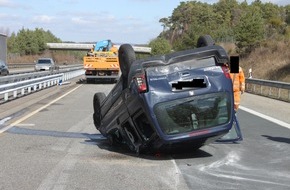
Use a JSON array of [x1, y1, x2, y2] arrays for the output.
[[262, 135, 290, 144], [89, 136, 213, 160], [7, 126, 106, 140], [7, 126, 213, 160]]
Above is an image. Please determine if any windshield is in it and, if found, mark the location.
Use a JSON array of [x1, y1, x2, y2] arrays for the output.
[[146, 57, 215, 76], [37, 59, 52, 64], [154, 92, 231, 135]]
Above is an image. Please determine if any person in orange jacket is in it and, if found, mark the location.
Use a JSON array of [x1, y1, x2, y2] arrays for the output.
[[230, 66, 245, 111]]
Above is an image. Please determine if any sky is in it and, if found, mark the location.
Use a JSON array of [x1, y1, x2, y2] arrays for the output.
[[0, 0, 289, 44]]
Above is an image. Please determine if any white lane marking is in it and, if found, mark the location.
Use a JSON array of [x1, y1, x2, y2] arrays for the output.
[[0, 117, 12, 125], [170, 159, 181, 190], [14, 124, 35, 127], [37, 154, 78, 190], [0, 85, 83, 134], [240, 106, 290, 129]]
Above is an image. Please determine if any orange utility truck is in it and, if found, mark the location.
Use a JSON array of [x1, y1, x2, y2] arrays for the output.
[[83, 39, 120, 82]]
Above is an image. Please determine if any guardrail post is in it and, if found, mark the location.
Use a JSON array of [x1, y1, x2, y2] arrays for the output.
[[13, 90, 17, 98], [4, 93, 8, 101]]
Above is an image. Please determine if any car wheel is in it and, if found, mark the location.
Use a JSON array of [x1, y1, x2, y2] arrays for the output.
[[93, 92, 106, 129], [118, 44, 136, 78], [196, 35, 215, 47]]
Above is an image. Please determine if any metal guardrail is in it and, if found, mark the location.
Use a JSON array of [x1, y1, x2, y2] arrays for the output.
[[0, 69, 84, 103], [246, 78, 290, 102], [7, 63, 82, 68], [7, 63, 34, 68], [0, 65, 83, 85]]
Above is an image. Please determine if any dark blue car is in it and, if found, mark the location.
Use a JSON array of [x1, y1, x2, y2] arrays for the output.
[[93, 36, 242, 153]]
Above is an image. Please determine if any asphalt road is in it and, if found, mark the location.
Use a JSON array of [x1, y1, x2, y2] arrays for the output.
[[0, 78, 289, 190]]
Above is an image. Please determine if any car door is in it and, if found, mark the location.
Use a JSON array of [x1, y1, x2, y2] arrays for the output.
[[101, 77, 129, 131], [216, 114, 243, 142]]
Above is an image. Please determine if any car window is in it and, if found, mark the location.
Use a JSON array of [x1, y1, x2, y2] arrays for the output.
[[37, 59, 53, 64], [154, 92, 230, 135]]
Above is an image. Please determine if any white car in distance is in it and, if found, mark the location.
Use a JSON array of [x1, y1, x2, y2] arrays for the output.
[[35, 58, 59, 71]]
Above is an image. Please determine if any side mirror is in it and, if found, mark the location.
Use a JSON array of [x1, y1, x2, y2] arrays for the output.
[[229, 56, 239, 73]]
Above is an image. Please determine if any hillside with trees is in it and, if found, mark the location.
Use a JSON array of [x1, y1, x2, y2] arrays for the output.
[[152, 0, 290, 82], [7, 28, 83, 64]]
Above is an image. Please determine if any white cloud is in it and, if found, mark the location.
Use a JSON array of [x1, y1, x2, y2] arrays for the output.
[[0, 0, 14, 7], [32, 15, 55, 24], [71, 17, 92, 24]]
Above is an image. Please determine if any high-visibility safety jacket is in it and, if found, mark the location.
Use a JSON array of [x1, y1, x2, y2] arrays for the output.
[[230, 66, 245, 93], [230, 66, 245, 110]]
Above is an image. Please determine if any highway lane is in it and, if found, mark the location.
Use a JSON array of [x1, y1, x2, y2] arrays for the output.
[[0, 81, 289, 190], [0, 82, 188, 190], [175, 109, 290, 189]]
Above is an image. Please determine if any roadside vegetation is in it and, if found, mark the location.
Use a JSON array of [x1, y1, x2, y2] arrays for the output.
[[5, 0, 290, 82], [151, 0, 290, 82], [7, 28, 83, 64]]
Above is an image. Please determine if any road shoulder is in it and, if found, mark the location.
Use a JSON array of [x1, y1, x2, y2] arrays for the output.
[[240, 93, 290, 124]]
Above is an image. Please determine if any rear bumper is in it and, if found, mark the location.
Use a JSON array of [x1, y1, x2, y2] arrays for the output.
[[85, 75, 120, 79], [85, 70, 120, 79]]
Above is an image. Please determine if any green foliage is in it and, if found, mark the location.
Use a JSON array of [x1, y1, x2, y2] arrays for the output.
[[285, 26, 290, 39], [7, 28, 61, 56], [149, 38, 171, 55], [234, 6, 264, 55], [286, 5, 290, 24], [158, 0, 289, 54]]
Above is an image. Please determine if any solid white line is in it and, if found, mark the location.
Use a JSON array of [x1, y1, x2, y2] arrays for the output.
[[239, 106, 290, 129], [0, 85, 83, 134], [15, 124, 36, 127], [0, 117, 12, 125]]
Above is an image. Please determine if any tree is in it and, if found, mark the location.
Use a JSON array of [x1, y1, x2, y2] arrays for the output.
[[234, 6, 264, 55], [7, 28, 61, 55], [149, 38, 171, 56], [7, 33, 18, 53]]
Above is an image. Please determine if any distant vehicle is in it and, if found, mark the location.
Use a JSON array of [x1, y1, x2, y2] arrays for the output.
[[93, 35, 243, 154], [83, 39, 120, 83], [35, 58, 59, 71], [0, 59, 9, 76]]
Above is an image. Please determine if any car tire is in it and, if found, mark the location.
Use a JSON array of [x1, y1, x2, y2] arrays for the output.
[[93, 92, 106, 129], [196, 35, 215, 47], [118, 44, 136, 78]]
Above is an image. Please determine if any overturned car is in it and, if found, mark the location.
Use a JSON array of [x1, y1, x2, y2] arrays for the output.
[[93, 36, 242, 153]]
